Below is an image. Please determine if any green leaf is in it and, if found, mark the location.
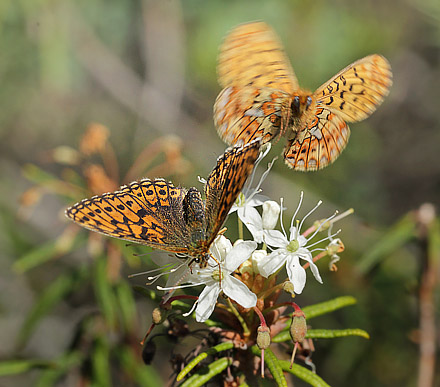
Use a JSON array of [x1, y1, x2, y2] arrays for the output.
[[132, 286, 160, 301], [22, 163, 60, 185], [306, 328, 369, 339], [18, 266, 89, 346], [36, 352, 83, 387], [117, 346, 163, 386], [92, 337, 112, 386], [357, 214, 416, 274], [94, 256, 117, 327], [302, 296, 357, 320], [251, 346, 288, 387], [14, 233, 87, 273], [115, 281, 137, 332], [428, 218, 440, 264], [279, 360, 331, 387], [0, 360, 51, 376], [14, 240, 58, 273], [179, 357, 233, 387], [176, 342, 234, 381], [273, 328, 369, 343]]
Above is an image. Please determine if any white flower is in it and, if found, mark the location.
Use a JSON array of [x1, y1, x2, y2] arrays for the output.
[[239, 200, 281, 243], [194, 236, 258, 322], [229, 144, 277, 239], [258, 193, 338, 294]]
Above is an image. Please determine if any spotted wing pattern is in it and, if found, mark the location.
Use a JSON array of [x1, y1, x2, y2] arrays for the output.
[[315, 54, 392, 123], [214, 86, 289, 146], [214, 22, 297, 148], [284, 54, 392, 171], [284, 105, 350, 171], [65, 179, 192, 253], [66, 140, 261, 261], [204, 138, 261, 245]]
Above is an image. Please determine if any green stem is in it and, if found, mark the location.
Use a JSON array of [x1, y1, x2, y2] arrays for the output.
[[226, 298, 250, 337], [238, 216, 244, 240]]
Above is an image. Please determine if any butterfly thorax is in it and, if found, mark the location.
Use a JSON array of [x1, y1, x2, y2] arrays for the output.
[[290, 90, 314, 121]]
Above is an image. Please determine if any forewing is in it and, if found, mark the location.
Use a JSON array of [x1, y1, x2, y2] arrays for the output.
[[214, 86, 290, 146], [316, 54, 392, 123], [204, 139, 261, 243], [217, 21, 298, 92], [66, 179, 191, 253], [284, 104, 350, 171]]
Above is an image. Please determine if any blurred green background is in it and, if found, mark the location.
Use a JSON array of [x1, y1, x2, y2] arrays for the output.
[[1, 0, 439, 386]]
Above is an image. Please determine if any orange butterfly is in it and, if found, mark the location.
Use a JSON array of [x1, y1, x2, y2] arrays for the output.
[[66, 139, 261, 266], [214, 22, 392, 171]]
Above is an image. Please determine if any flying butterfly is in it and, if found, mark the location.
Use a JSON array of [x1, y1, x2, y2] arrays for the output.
[[66, 139, 261, 266], [214, 21, 392, 171]]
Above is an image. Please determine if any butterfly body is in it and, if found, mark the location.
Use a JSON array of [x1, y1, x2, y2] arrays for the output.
[[214, 22, 392, 171], [66, 140, 261, 267]]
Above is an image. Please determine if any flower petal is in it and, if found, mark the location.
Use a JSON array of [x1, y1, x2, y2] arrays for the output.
[[195, 283, 221, 322], [263, 229, 287, 248], [222, 275, 257, 308], [224, 240, 257, 272], [285, 255, 306, 294], [210, 235, 232, 263], [257, 249, 288, 277], [239, 206, 265, 243], [262, 200, 280, 230], [297, 248, 323, 284]]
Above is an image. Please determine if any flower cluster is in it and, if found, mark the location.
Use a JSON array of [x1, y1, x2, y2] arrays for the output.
[[139, 148, 355, 383], [149, 149, 346, 325]]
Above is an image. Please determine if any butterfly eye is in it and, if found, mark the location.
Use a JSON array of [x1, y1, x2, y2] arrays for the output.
[[293, 96, 300, 110], [306, 96, 312, 107]]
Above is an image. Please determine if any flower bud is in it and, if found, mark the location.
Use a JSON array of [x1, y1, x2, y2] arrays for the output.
[[262, 200, 280, 230], [152, 307, 168, 325], [283, 281, 296, 297], [290, 314, 307, 343], [251, 249, 267, 274], [257, 325, 271, 350]]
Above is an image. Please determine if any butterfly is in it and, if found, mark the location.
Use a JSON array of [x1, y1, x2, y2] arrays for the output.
[[214, 21, 393, 171], [65, 139, 261, 267]]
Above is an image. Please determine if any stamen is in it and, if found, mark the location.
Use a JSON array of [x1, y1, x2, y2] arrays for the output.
[[329, 208, 354, 224], [291, 191, 304, 230], [306, 229, 341, 249], [128, 263, 175, 278], [146, 267, 179, 285], [247, 157, 277, 202], [309, 248, 326, 253], [306, 211, 338, 242], [182, 299, 199, 317], [298, 199, 322, 234], [279, 198, 287, 238], [157, 281, 205, 291]]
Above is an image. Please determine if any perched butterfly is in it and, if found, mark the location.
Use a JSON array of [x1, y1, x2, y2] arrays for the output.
[[66, 139, 261, 266], [214, 21, 393, 171]]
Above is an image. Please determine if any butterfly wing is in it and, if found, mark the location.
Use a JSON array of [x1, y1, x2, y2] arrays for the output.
[[315, 54, 392, 123], [217, 21, 298, 91], [214, 86, 290, 146], [284, 55, 391, 171], [204, 139, 261, 244], [66, 179, 192, 253], [284, 104, 350, 171]]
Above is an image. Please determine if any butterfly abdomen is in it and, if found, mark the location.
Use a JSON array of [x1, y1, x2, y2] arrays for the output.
[[182, 187, 206, 244]]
